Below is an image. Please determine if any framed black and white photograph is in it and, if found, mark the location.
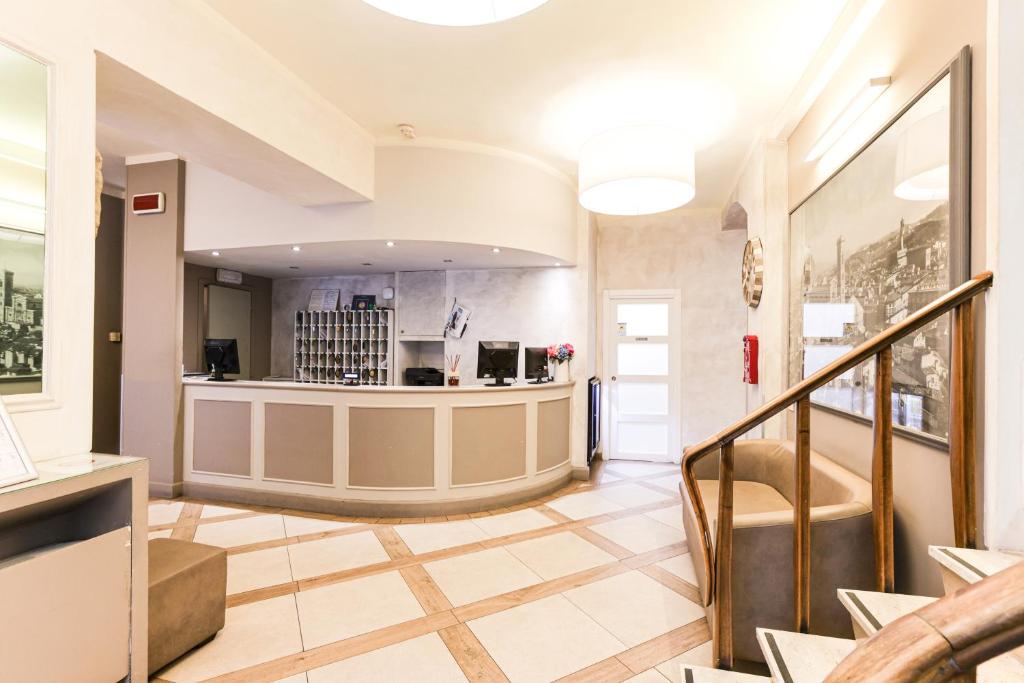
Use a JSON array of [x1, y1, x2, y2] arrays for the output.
[[0, 399, 37, 488], [788, 48, 971, 444], [0, 226, 44, 392]]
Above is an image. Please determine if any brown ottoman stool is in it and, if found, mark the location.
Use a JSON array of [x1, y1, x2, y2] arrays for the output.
[[148, 538, 227, 675]]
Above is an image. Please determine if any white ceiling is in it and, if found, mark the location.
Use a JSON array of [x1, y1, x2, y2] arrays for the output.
[[186, 239, 563, 278], [204, 0, 847, 208]]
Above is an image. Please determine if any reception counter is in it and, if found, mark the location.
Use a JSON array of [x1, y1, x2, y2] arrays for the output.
[[182, 378, 575, 516]]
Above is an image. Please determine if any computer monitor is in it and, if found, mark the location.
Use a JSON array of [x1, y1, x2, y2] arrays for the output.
[[204, 338, 240, 381], [477, 341, 519, 387], [525, 347, 550, 384]]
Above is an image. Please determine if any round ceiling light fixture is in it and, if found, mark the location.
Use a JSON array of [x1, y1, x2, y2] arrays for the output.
[[578, 125, 695, 216], [361, 0, 549, 26]]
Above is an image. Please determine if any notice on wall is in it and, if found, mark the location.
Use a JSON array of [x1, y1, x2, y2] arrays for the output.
[[308, 289, 340, 311], [0, 403, 37, 489]]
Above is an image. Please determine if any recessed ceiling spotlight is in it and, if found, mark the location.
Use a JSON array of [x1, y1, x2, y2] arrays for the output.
[[385, 241, 396, 247], [443, 259, 453, 263], [362, 0, 549, 26], [211, 251, 220, 256], [491, 247, 501, 254], [554, 262, 561, 267], [362, 262, 373, 266], [291, 245, 301, 252], [289, 266, 300, 270]]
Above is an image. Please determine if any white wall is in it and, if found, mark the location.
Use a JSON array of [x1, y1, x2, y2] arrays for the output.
[[184, 146, 579, 264]]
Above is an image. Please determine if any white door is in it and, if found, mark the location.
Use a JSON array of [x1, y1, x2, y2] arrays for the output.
[[603, 290, 681, 463], [206, 284, 252, 380]]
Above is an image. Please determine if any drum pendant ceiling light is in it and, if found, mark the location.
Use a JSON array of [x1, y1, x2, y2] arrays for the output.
[[361, 0, 550, 26], [578, 125, 696, 216]]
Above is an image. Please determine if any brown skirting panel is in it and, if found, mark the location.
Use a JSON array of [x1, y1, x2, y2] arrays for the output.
[[193, 399, 252, 477], [451, 403, 526, 486], [537, 396, 571, 472], [348, 407, 435, 488], [264, 403, 334, 485]]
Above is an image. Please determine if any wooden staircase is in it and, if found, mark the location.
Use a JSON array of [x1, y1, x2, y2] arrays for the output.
[[681, 548, 1024, 682]]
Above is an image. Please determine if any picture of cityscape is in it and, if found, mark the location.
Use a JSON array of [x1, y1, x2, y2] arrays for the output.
[[789, 74, 955, 441], [0, 226, 44, 387]]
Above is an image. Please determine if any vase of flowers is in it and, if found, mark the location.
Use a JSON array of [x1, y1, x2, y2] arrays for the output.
[[548, 343, 574, 383]]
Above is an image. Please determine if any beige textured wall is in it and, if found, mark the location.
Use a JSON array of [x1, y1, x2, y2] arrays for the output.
[[122, 159, 186, 495], [597, 209, 747, 448]]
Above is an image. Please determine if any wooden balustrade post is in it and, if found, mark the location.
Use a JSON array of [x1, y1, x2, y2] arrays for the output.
[[795, 397, 811, 633], [872, 347, 895, 592], [713, 441, 735, 670], [950, 300, 978, 549]]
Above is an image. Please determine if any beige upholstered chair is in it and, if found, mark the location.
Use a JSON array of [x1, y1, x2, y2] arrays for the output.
[[680, 439, 874, 665]]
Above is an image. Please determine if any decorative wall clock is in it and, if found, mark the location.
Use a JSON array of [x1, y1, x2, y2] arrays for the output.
[[742, 237, 764, 308]]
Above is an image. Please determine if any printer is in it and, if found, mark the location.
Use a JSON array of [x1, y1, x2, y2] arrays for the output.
[[404, 367, 444, 386]]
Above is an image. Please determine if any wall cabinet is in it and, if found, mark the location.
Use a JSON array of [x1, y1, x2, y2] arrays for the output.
[[397, 271, 447, 340]]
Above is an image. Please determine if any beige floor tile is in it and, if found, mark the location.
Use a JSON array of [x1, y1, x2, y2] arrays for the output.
[[470, 508, 556, 538], [594, 483, 672, 508], [646, 473, 684, 492], [281, 514, 360, 537], [644, 504, 685, 531], [295, 570, 425, 649], [590, 515, 685, 554], [654, 641, 713, 682], [227, 546, 294, 594], [604, 460, 677, 478], [655, 554, 698, 585], [287, 530, 391, 581], [564, 571, 704, 647], [468, 594, 626, 682], [393, 519, 488, 555], [424, 546, 543, 607], [272, 674, 308, 683], [149, 529, 173, 540], [307, 632, 467, 682], [546, 490, 625, 520], [505, 530, 617, 580], [148, 501, 184, 526], [158, 594, 303, 682], [627, 670, 672, 682], [201, 503, 252, 518], [193, 514, 286, 548], [595, 470, 622, 484]]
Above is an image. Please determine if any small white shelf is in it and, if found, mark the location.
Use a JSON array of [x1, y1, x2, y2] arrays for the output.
[[293, 309, 395, 386]]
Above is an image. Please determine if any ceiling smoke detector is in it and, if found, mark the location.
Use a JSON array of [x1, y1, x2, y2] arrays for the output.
[[398, 123, 416, 139]]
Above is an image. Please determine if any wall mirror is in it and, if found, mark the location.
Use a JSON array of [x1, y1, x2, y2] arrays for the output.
[[0, 43, 47, 396], [789, 48, 971, 445]]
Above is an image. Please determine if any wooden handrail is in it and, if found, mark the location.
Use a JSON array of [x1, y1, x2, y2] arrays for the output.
[[682, 271, 993, 667], [825, 562, 1024, 682]]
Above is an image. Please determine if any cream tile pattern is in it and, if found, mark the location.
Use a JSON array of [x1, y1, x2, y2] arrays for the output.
[[546, 490, 625, 520], [394, 519, 487, 555], [201, 503, 250, 518], [656, 553, 698, 585], [626, 671, 672, 682], [159, 595, 303, 682], [228, 546, 295, 594], [646, 472, 684, 492], [644, 504, 685, 531], [424, 547, 542, 607], [282, 514, 360, 537], [594, 483, 672, 507], [468, 594, 626, 682], [307, 633, 466, 683], [148, 501, 184, 526], [469, 508, 556, 538], [604, 461, 677, 478], [193, 514, 287, 548], [590, 515, 686, 554], [296, 570, 425, 649], [287, 530, 390, 581], [564, 571, 704, 647], [656, 641, 713, 682], [505, 531, 617, 580]]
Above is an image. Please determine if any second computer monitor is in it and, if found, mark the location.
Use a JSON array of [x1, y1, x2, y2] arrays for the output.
[[525, 347, 550, 383], [477, 341, 519, 386]]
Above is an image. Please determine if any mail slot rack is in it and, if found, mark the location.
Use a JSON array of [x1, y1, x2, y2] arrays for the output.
[[293, 309, 394, 385]]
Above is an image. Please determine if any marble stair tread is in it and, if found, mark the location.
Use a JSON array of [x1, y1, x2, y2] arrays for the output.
[[928, 545, 1023, 585], [680, 664, 769, 682], [755, 629, 855, 683], [837, 589, 936, 636]]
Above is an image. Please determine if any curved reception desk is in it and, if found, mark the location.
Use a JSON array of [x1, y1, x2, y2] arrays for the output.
[[182, 379, 575, 516]]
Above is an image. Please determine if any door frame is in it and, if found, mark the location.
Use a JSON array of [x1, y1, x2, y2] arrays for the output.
[[200, 279, 256, 378], [601, 289, 683, 464]]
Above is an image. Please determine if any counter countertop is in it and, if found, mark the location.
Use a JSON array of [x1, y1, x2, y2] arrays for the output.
[[182, 377, 575, 393]]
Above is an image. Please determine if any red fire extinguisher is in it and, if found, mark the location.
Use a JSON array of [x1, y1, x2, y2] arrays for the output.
[[743, 335, 759, 384]]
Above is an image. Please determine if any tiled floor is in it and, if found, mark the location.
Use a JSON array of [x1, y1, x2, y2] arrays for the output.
[[148, 459, 711, 682]]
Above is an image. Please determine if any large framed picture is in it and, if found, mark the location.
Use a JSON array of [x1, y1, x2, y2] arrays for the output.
[[788, 47, 971, 445]]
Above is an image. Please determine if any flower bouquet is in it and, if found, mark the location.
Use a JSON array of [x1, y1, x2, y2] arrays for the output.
[[547, 343, 574, 382]]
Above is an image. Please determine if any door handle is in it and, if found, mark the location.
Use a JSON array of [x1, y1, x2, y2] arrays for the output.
[[611, 376, 617, 381]]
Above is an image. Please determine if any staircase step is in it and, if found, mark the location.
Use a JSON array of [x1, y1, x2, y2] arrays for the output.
[[837, 589, 936, 637], [755, 629, 855, 683], [680, 665, 769, 682], [929, 545, 1023, 592]]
